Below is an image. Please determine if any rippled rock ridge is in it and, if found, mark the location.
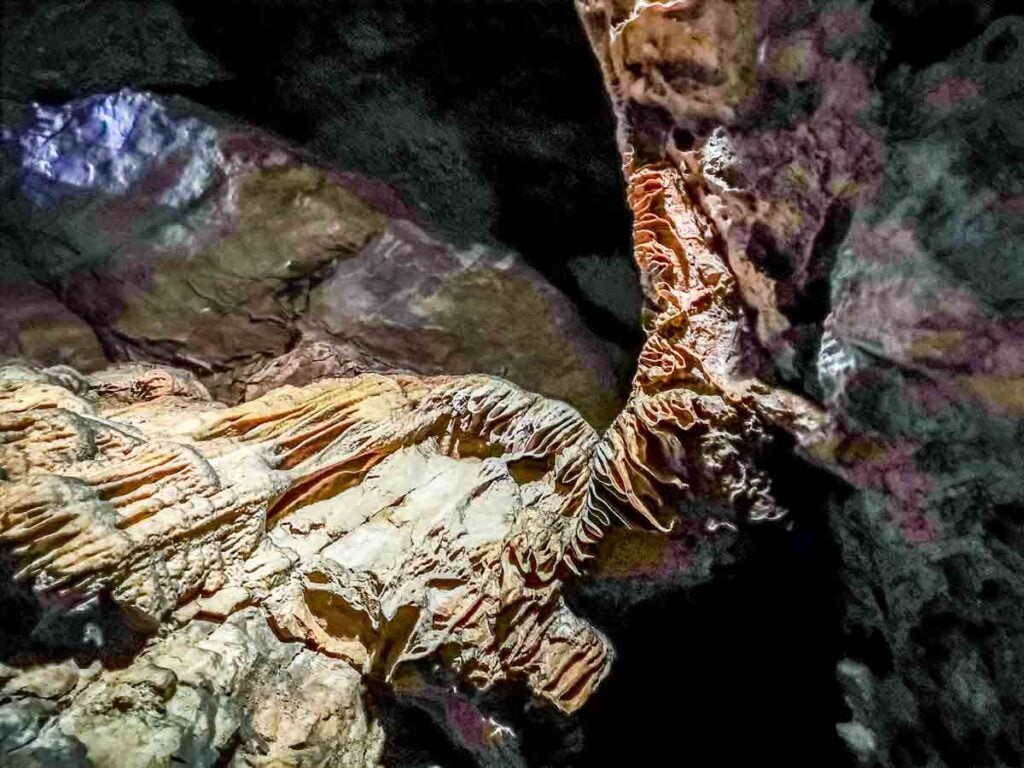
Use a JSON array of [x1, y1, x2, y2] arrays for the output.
[[2, 2, 1024, 767], [573, 2, 1024, 765]]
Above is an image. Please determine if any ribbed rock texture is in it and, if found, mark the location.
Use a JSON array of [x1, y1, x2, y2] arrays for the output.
[[0, 361, 613, 765], [576, 1, 1024, 766]]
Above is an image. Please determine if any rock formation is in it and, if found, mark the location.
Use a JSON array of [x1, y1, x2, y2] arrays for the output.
[[0, 90, 625, 427], [0, 66, 830, 768], [0, 361, 611, 764], [575, 2, 1024, 766], [1, 2, 1023, 767]]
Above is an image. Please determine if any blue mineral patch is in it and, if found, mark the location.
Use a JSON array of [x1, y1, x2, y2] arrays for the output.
[[1, 88, 221, 208]]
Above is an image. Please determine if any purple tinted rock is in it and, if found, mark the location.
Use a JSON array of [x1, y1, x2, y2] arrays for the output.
[[4, 89, 220, 208], [0, 90, 624, 427]]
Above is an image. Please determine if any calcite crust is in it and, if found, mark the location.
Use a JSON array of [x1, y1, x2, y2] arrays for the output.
[[0, 363, 612, 713]]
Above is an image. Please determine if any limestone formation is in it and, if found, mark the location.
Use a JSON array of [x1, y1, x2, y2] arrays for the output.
[[3, 2, 1024, 766], [0, 360, 613, 763], [0, 112, 830, 751], [576, 2, 1024, 766], [577, 1, 827, 564], [0, 71, 763, 768]]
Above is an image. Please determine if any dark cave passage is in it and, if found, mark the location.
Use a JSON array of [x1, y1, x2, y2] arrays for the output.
[[568, 442, 855, 768]]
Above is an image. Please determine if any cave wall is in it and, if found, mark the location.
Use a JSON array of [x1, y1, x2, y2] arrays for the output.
[[0, 1, 1023, 767], [573, 1, 1024, 766], [1, 0, 641, 350]]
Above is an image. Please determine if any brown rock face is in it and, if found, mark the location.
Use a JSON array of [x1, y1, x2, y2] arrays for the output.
[[0, 93, 624, 428]]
